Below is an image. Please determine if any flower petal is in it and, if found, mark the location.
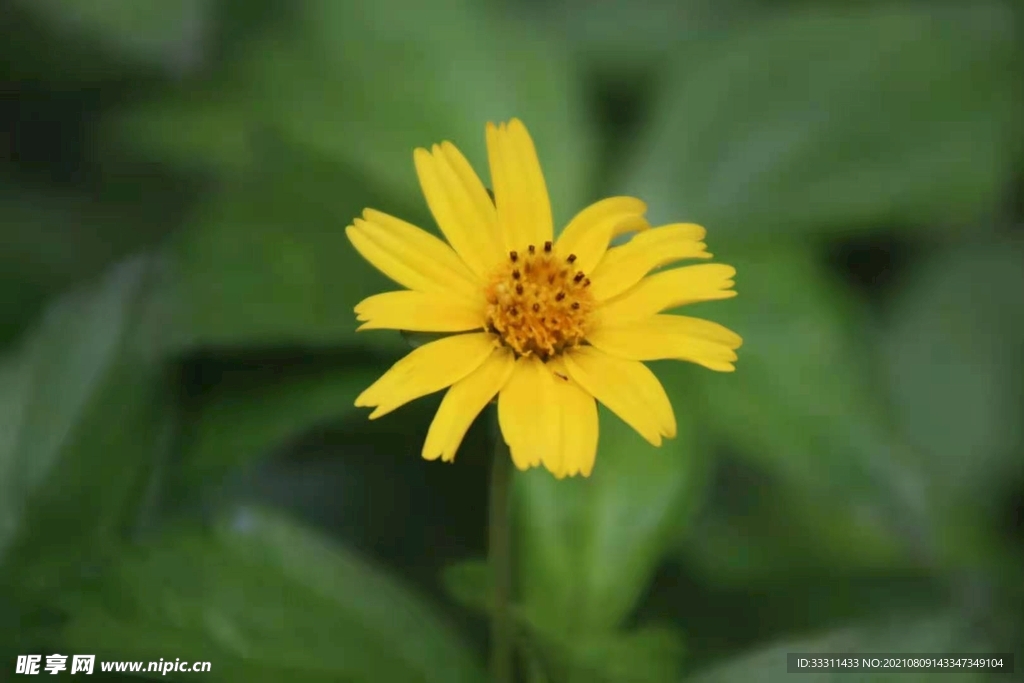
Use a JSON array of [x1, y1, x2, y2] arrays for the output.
[[563, 346, 676, 447], [355, 332, 498, 419], [413, 143, 503, 279], [587, 314, 743, 372], [486, 119, 553, 251], [589, 223, 712, 301], [422, 348, 516, 462], [548, 361, 599, 478], [497, 356, 560, 472], [346, 210, 480, 301], [355, 291, 484, 332], [599, 264, 737, 322], [554, 197, 649, 275]]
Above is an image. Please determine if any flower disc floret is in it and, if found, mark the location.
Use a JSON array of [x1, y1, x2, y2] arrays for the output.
[[485, 242, 594, 359]]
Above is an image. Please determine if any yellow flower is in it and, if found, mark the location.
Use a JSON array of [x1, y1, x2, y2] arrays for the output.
[[348, 119, 741, 478]]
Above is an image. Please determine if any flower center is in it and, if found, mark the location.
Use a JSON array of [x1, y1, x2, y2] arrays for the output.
[[484, 241, 594, 359]]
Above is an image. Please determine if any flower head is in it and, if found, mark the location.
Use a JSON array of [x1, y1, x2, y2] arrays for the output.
[[348, 119, 741, 478]]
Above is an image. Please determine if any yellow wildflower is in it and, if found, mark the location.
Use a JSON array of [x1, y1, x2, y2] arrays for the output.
[[348, 119, 741, 478]]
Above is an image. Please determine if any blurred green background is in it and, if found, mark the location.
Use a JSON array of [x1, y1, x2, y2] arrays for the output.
[[1, 0, 1023, 681]]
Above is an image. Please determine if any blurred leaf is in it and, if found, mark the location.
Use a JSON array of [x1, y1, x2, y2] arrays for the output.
[[881, 239, 1024, 556], [106, 86, 260, 175], [0, 180, 178, 345], [16, 0, 212, 72], [687, 612, 991, 682], [0, 357, 33, 543], [61, 507, 485, 683], [167, 144, 406, 353], [267, 0, 594, 225], [529, 624, 685, 683], [117, 0, 595, 224], [439, 561, 684, 683], [694, 247, 931, 562], [525, 0, 756, 74], [622, 3, 1023, 239], [441, 558, 491, 614], [682, 456, 909, 585], [659, 567, 947, 664], [0, 256, 173, 593], [178, 356, 386, 485], [514, 406, 708, 634]]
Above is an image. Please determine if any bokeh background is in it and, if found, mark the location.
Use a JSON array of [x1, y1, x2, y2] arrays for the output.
[[2, 0, 1023, 681]]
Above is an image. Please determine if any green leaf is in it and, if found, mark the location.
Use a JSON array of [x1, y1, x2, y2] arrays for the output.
[[514, 405, 708, 634], [104, 86, 260, 176], [0, 256, 173, 593], [178, 356, 387, 486], [688, 613, 992, 682], [167, 144, 406, 352], [16, 0, 213, 71], [524, 0, 756, 74], [530, 625, 685, 683], [694, 247, 930, 562], [280, 0, 594, 225], [682, 456, 909, 585], [439, 561, 685, 683], [621, 3, 1023, 239], [880, 239, 1024, 558], [0, 179, 177, 345], [441, 558, 491, 615], [60, 507, 485, 683]]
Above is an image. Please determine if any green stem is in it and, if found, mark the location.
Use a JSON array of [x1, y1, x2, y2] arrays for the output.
[[489, 433, 514, 683]]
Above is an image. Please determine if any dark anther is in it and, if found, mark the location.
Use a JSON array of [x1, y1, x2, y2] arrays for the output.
[[583, 278, 591, 287], [571, 302, 581, 309], [509, 250, 518, 262], [554, 372, 568, 381], [532, 303, 541, 312], [515, 284, 524, 295], [509, 306, 518, 316], [567, 254, 577, 263], [512, 269, 521, 280], [544, 241, 552, 252], [573, 272, 585, 283], [555, 292, 565, 301], [528, 244, 536, 254]]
